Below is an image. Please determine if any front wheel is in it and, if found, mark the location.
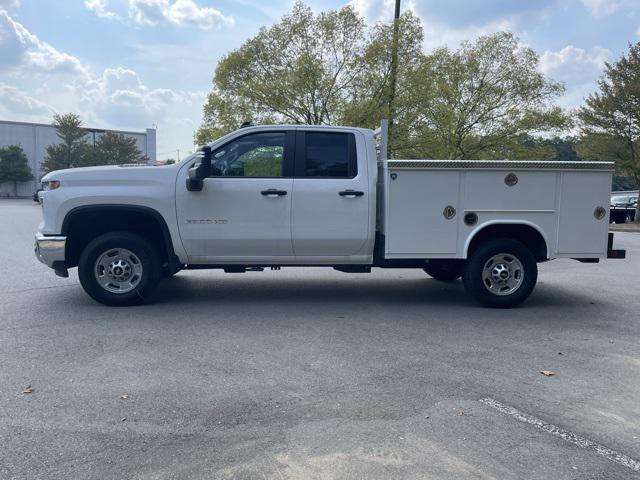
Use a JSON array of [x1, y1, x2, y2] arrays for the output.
[[78, 232, 161, 306], [462, 238, 537, 308]]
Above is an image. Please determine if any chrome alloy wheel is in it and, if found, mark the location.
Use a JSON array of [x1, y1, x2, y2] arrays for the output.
[[94, 248, 143, 294], [481, 253, 524, 296]]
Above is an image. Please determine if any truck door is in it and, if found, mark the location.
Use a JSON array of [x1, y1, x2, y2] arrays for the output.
[[291, 130, 370, 257], [176, 130, 295, 261]]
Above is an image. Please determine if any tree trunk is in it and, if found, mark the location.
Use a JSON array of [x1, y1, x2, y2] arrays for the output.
[[13, 180, 17, 198]]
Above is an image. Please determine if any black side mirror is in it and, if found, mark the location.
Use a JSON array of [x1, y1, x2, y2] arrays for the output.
[[186, 146, 212, 192]]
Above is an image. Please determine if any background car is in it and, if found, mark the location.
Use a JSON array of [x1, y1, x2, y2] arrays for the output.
[[610, 192, 638, 223]]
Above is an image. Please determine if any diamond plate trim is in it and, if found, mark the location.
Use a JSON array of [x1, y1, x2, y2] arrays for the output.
[[386, 160, 615, 171]]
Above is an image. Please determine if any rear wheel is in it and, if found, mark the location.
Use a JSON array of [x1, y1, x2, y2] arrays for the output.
[[423, 260, 464, 282], [462, 238, 537, 308], [78, 232, 161, 306]]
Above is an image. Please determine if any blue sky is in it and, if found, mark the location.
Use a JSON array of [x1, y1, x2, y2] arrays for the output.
[[0, 0, 639, 160]]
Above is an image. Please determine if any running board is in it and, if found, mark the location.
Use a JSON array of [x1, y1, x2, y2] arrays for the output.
[[333, 265, 372, 273]]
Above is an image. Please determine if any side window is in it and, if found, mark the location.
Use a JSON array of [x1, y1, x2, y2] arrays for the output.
[[304, 132, 356, 178], [211, 132, 285, 177]]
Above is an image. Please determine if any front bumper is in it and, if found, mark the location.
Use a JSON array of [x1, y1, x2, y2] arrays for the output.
[[35, 233, 68, 276]]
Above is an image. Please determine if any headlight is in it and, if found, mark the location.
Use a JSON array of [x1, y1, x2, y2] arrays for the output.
[[42, 180, 60, 191]]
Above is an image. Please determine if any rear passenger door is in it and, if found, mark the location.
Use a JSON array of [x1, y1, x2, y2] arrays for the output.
[[291, 130, 370, 257]]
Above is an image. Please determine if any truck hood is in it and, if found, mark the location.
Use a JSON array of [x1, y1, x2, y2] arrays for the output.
[[41, 164, 174, 186]]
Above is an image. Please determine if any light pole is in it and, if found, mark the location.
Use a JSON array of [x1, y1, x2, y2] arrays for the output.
[[388, 0, 401, 157]]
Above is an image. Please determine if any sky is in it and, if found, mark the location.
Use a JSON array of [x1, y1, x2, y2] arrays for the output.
[[0, 0, 639, 160]]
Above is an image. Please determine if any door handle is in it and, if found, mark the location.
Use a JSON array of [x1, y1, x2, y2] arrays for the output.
[[261, 189, 287, 197], [339, 190, 364, 197]]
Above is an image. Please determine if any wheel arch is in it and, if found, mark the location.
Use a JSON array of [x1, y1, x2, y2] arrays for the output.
[[61, 204, 181, 272], [464, 220, 550, 261]]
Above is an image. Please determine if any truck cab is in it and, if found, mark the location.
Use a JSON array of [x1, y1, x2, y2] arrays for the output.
[[35, 122, 625, 308], [176, 125, 377, 265]]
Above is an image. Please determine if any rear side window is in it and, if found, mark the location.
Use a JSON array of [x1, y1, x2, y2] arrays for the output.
[[304, 132, 357, 178]]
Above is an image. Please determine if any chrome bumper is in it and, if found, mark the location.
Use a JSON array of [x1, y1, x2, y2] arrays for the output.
[[35, 233, 67, 273]]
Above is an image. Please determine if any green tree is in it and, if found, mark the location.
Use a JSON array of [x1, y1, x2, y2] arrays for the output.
[[341, 11, 425, 155], [398, 32, 569, 160], [197, 4, 568, 162], [0, 145, 33, 197], [91, 132, 143, 165], [577, 42, 640, 221], [196, 91, 265, 145], [41, 113, 90, 173], [196, 3, 425, 148], [522, 136, 582, 162], [612, 175, 639, 191], [197, 2, 369, 144]]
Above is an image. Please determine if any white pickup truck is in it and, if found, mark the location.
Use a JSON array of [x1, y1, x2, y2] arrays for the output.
[[35, 121, 625, 307]]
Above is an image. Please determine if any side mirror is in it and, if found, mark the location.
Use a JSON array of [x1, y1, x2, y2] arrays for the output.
[[186, 146, 212, 192]]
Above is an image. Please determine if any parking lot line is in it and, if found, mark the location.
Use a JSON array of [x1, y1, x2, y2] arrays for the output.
[[480, 397, 640, 473]]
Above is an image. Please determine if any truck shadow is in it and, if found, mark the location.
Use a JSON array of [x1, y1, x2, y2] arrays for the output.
[[151, 273, 607, 312]]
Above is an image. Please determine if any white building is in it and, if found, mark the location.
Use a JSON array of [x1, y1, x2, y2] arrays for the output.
[[0, 120, 156, 197]]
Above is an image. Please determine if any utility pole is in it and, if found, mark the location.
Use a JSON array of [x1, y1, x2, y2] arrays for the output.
[[387, 0, 401, 158]]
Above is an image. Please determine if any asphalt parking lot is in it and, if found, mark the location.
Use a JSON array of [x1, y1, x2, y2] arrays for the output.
[[1, 198, 639, 479]]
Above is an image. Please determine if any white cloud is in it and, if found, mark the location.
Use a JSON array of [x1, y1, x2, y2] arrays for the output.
[[73, 66, 183, 122], [62, 66, 204, 155], [0, 11, 186, 122], [167, 0, 233, 29], [349, 0, 516, 51], [580, 0, 637, 16], [102, 66, 143, 93], [1, 11, 204, 156], [347, 0, 395, 23], [84, 0, 117, 19], [128, 0, 166, 24], [0, 83, 52, 115], [539, 45, 610, 77], [0, 0, 20, 11], [539, 45, 611, 108], [0, 10, 86, 75], [128, 0, 233, 29], [421, 16, 514, 51]]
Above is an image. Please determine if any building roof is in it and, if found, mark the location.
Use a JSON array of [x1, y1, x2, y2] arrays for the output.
[[0, 119, 151, 136]]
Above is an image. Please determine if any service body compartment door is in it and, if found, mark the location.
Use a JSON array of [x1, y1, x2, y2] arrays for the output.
[[386, 170, 460, 256], [291, 130, 370, 257], [556, 171, 610, 256]]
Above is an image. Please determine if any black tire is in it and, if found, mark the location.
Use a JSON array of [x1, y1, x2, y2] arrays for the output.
[[78, 231, 161, 306], [423, 260, 464, 282], [462, 238, 537, 308]]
